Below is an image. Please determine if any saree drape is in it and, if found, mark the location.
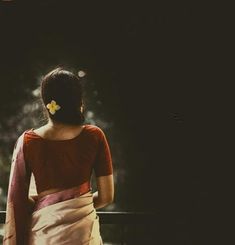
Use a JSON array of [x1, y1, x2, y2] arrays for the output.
[[3, 132, 31, 245], [28, 189, 103, 245], [3, 131, 103, 245]]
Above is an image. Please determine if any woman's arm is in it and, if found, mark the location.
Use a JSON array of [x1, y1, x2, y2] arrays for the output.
[[93, 174, 114, 209], [28, 195, 38, 212]]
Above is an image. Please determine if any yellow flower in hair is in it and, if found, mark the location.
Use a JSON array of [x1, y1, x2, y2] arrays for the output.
[[46, 100, 61, 115]]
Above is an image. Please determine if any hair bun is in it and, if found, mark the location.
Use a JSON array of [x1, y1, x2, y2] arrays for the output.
[[41, 68, 85, 125]]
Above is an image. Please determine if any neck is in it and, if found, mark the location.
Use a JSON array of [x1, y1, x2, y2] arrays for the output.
[[47, 119, 79, 129]]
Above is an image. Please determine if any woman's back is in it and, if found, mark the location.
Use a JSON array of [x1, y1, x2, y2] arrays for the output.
[[24, 124, 113, 197], [3, 68, 114, 244]]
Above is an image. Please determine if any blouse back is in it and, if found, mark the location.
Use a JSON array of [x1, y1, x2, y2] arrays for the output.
[[23, 124, 113, 194]]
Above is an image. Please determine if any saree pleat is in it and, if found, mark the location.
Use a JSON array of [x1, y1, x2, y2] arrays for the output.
[[28, 191, 103, 245]]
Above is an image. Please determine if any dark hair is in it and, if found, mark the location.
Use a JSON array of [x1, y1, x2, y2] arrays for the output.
[[40, 67, 85, 125]]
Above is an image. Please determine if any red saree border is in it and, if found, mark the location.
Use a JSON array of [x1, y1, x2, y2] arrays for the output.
[[33, 181, 91, 212]]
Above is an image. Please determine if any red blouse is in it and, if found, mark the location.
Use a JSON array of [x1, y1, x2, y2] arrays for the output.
[[23, 124, 113, 194]]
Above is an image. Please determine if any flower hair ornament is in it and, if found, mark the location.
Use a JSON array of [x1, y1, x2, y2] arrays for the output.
[[46, 100, 61, 115]]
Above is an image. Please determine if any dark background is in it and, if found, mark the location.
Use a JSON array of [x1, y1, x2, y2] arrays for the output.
[[0, 1, 231, 244]]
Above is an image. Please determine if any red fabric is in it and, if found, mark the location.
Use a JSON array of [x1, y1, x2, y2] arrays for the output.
[[23, 124, 113, 194], [34, 181, 91, 212]]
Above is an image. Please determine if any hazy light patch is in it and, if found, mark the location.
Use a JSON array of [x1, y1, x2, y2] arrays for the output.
[[93, 90, 98, 96], [0, 224, 4, 240], [78, 70, 86, 78], [23, 104, 32, 114], [85, 110, 113, 129], [86, 110, 94, 119], [32, 87, 40, 97]]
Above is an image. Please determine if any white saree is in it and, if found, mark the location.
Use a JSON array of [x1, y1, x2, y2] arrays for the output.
[[28, 190, 103, 245]]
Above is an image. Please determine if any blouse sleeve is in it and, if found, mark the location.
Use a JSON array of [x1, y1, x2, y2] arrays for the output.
[[93, 128, 113, 177]]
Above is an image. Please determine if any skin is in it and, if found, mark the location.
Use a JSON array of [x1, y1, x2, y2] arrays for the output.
[[29, 115, 114, 210]]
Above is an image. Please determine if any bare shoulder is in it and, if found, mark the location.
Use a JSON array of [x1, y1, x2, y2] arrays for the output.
[[32, 124, 85, 140], [33, 125, 55, 138], [33, 125, 47, 135]]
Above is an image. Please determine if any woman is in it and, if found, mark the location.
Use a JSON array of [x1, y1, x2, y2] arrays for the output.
[[3, 68, 114, 245]]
